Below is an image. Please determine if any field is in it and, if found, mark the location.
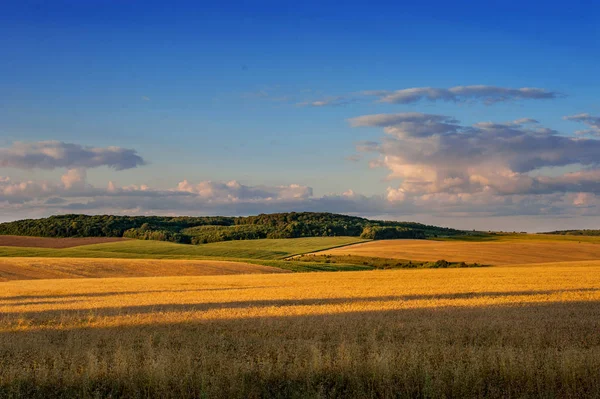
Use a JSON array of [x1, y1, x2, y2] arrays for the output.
[[1, 261, 600, 397], [76, 236, 367, 260], [0, 257, 287, 281], [321, 235, 600, 265], [0, 235, 127, 248], [0, 237, 369, 277], [0, 237, 366, 260], [1, 234, 600, 397]]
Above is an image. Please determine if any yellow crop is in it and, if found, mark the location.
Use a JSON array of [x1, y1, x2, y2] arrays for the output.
[[2, 260, 600, 397]]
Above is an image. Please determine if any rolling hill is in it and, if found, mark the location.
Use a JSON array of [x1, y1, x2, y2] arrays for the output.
[[0, 212, 466, 244]]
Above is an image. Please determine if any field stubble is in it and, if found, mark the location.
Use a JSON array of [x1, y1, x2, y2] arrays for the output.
[[322, 237, 600, 265], [0, 257, 287, 281], [1, 261, 600, 398]]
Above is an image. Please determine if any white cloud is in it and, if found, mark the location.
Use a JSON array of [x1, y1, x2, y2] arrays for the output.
[[0, 141, 146, 170], [573, 192, 594, 207], [61, 169, 87, 189], [297, 96, 356, 107], [0, 177, 324, 217], [175, 180, 313, 201], [564, 113, 600, 136], [350, 112, 600, 203], [364, 85, 561, 105]]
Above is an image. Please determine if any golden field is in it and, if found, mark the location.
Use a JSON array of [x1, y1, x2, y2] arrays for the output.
[[2, 261, 600, 398], [321, 237, 600, 265], [0, 257, 287, 282]]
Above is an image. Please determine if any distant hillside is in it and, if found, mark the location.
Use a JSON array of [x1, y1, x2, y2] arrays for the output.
[[0, 212, 465, 244], [540, 230, 600, 236]]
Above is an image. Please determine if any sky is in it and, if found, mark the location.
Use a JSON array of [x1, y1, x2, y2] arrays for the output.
[[1, 0, 599, 231]]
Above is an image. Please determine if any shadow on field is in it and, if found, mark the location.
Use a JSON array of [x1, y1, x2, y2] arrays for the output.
[[1, 300, 600, 398], [0, 286, 277, 302], [2, 299, 599, 341], [2, 287, 599, 321]]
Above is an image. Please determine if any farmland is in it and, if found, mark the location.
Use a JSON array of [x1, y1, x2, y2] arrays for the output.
[[0, 237, 370, 277], [0, 257, 287, 282], [1, 232, 600, 397], [1, 261, 600, 397], [0, 235, 128, 248], [0, 236, 366, 260], [321, 235, 600, 265]]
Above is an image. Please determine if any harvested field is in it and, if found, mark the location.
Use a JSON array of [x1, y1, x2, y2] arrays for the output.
[[0, 257, 287, 281], [321, 238, 600, 265], [1, 261, 599, 397], [0, 235, 127, 249]]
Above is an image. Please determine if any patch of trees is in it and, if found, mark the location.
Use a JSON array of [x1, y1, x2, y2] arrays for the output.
[[123, 224, 190, 243], [0, 214, 235, 238], [541, 230, 600, 236], [235, 212, 367, 237], [187, 225, 271, 244], [359, 226, 426, 240], [0, 212, 465, 244], [293, 254, 482, 269]]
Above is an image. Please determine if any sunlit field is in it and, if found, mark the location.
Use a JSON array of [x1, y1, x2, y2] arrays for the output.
[[0, 257, 287, 281], [2, 261, 600, 398], [322, 235, 600, 265]]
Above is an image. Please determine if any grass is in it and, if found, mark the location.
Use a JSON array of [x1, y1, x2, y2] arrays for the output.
[[0, 237, 372, 276], [292, 254, 484, 269], [79, 236, 367, 259], [322, 236, 600, 265], [0, 236, 366, 260], [1, 261, 599, 397]]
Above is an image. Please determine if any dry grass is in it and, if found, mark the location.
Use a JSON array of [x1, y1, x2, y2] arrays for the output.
[[1, 261, 600, 397], [322, 238, 600, 265], [0, 257, 288, 281], [0, 235, 127, 249]]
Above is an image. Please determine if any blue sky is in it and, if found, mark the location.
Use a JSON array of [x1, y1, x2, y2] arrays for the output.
[[1, 0, 599, 230]]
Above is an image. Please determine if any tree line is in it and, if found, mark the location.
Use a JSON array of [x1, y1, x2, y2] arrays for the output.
[[0, 212, 465, 244], [540, 230, 600, 236]]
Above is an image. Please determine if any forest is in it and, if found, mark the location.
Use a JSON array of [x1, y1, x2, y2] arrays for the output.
[[0, 212, 465, 244]]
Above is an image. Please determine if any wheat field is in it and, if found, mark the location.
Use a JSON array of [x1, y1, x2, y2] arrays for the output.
[[1, 261, 600, 398], [0, 257, 287, 281], [321, 237, 600, 265]]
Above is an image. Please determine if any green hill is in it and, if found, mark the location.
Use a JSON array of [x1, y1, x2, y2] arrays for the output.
[[0, 212, 465, 244]]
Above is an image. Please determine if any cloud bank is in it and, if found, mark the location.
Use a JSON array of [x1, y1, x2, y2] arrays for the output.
[[0, 174, 391, 222], [2, 112, 599, 230], [350, 113, 600, 209]]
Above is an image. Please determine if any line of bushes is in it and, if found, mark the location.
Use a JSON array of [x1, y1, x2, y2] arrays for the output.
[[359, 226, 426, 240]]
